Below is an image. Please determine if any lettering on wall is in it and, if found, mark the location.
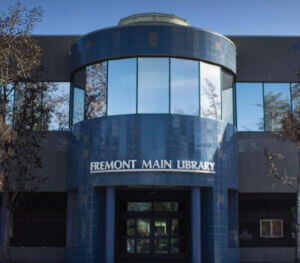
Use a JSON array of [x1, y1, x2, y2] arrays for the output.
[[90, 160, 215, 174]]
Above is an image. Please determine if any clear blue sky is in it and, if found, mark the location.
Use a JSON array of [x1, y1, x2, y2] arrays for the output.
[[1, 0, 300, 36]]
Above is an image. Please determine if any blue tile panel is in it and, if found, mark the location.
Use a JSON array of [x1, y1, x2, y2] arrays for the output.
[[67, 114, 239, 263], [70, 24, 236, 74]]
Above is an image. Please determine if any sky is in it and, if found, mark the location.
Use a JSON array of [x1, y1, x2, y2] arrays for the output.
[[1, 0, 300, 36]]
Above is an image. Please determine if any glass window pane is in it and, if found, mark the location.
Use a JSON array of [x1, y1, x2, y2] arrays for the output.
[[86, 62, 107, 118], [291, 83, 300, 112], [264, 83, 291, 131], [138, 58, 169, 113], [221, 70, 234, 124], [171, 219, 179, 236], [137, 219, 150, 237], [154, 220, 168, 236], [72, 69, 85, 125], [153, 202, 179, 212], [200, 62, 221, 119], [154, 239, 168, 254], [14, 82, 42, 130], [127, 238, 135, 253], [44, 82, 69, 130], [108, 58, 136, 115], [171, 238, 180, 254], [261, 221, 271, 237], [127, 219, 135, 236], [73, 87, 84, 124], [4, 83, 14, 126], [127, 202, 152, 212], [136, 239, 150, 253], [236, 83, 264, 131], [171, 58, 199, 115], [272, 220, 283, 237]]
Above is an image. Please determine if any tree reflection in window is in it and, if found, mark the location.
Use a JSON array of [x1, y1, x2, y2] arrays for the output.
[[200, 62, 221, 120], [85, 62, 107, 118], [264, 83, 291, 131]]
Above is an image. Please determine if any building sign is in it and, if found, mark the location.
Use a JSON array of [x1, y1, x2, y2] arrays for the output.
[[90, 160, 215, 174]]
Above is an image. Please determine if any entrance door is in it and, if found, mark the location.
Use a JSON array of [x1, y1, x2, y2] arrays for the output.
[[116, 190, 190, 263]]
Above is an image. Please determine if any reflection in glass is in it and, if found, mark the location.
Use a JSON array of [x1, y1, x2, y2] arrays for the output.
[[155, 239, 168, 254], [272, 220, 282, 236], [171, 219, 179, 236], [261, 221, 271, 236], [86, 62, 107, 118], [153, 202, 179, 212], [154, 220, 168, 236], [14, 82, 42, 130], [236, 83, 264, 131], [127, 238, 135, 253], [171, 238, 180, 254], [221, 70, 234, 124], [108, 58, 136, 115], [73, 87, 85, 124], [138, 58, 169, 113], [44, 82, 69, 130], [264, 83, 291, 131], [127, 219, 135, 236], [4, 84, 14, 126], [171, 58, 199, 115], [200, 62, 221, 119], [136, 239, 150, 253], [291, 83, 300, 112], [137, 219, 150, 237], [127, 202, 152, 212]]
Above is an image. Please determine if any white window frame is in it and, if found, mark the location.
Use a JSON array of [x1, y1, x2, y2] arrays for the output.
[[260, 219, 283, 238]]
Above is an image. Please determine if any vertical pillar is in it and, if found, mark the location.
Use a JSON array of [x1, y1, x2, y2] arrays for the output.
[[191, 187, 201, 263], [105, 187, 115, 263]]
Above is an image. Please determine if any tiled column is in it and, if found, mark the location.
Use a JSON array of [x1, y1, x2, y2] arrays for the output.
[[191, 187, 201, 263], [105, 187, 115, 263]]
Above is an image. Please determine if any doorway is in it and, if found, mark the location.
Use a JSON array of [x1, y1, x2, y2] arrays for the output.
[[116, 189, 190, 263]]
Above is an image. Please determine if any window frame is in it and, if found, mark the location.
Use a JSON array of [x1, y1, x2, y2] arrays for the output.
[[259, 219, 283, 238]]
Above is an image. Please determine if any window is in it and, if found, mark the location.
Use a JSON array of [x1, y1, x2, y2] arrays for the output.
[[86, 62, 107, 118], [260, 219, 283, 238], [264, 83, 291, 131], [200, 62, 221, 120], [236, 83, 264, 131], [170, 58, 199, 115], [108, 58, 136, 115], [221, 70, 234, 124], [138, 58, 169, 113]]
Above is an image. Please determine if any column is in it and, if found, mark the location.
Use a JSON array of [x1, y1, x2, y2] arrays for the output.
[[105, 187, 115, 263], [191, 187, 201, 263]]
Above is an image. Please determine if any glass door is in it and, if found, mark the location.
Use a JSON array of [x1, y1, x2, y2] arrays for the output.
[[117, 197, 189, 262]]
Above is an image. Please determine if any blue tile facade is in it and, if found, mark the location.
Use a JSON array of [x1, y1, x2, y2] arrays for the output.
[[70, 24, 236, 74], [67, 114, 239, 263]]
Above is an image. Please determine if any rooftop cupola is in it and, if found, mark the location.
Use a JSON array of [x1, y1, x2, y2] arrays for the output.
[[118, 13, 190, 26]]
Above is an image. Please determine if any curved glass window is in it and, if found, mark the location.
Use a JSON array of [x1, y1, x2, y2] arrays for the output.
[[171, 58, 199, 115], [108, 58, 136, 115], [86, 62, 107, 118], [221, 70, 234, 124], [138, 58, 169, 113], [200, 62, 221, 120], [72, 68, 85, 124], [70, 57, 235, 126]]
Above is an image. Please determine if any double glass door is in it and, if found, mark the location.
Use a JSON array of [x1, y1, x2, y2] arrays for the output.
[[116, 193, 190, 263], [126, 217, 182, 255]]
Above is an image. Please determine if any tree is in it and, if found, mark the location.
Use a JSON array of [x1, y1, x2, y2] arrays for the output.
[[265, 85, 300, 262], [0, 2, 50, 262]]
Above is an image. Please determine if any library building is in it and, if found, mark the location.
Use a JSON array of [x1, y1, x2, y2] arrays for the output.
[[5, 13, 300, 263]]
